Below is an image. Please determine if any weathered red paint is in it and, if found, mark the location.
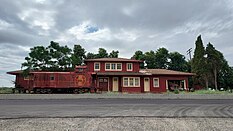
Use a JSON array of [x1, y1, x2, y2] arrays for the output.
[[8, 58, 194, 93]]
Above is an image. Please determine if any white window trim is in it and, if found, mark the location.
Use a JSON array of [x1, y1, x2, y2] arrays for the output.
[[127, 63, 133, 71], [105, 63, 122, 71], [94, 62, 100, 71], [153, 78, 159, 87], [123, 77, 140, 87]]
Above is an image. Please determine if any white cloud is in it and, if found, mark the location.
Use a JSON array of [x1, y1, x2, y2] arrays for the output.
[[57, 21, 112, 42], [0, 19, 13, 30], [114, 29, 139, 41], [18, 8, 56, 32]]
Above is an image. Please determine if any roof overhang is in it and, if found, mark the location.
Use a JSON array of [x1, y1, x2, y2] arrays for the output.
[[96, 72, 151, 76]]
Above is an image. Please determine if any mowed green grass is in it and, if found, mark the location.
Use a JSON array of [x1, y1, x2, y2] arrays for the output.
[[168, 89, 233, 95], [0, 87, 13, 94]]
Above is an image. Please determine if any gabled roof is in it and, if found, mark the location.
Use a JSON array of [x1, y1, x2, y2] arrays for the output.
[[140, 69, 194, 76], [85, 58, 143, 62]]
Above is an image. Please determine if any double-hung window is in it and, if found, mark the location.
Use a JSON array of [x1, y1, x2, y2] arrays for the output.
[[127, 63, 133, 71], [94, 62, 100, 71], [153, 78, 159, 87]]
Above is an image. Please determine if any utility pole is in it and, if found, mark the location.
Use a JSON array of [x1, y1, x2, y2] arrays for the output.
[[186, 48, 192, 61]]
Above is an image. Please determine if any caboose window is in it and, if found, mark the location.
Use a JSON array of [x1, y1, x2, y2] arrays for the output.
[[94, 62, 100, 71], [50, 75, 55, 80], [78, 68, 83, 72]]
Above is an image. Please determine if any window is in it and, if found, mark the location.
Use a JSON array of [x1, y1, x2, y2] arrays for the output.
[[50, 75, 55, 80], [129, 78, 134, 86], [123, 78, 128, 86], [105, 63, 110, 70], [153, 78, 159, 87], [105, 63, 122, 71], [24, 76, 29, 80], [127, 63, 133, 71], [78, 68, 83, 72], [123, 77, 140, 87], [111, 63, 116, 70], [117, 63, 122, 70], [135, 78, 139, 86], [94, 62, 100, 71]]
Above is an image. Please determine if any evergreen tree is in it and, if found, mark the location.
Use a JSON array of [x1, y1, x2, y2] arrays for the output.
[[97, 48, 108, 58], [109, 50, 119, 58], [192, 35, 205, 87], [154, 47, 169, 69], [86, 52, 97, 59], [144, 50, 156, 69], [132, 50, 145, 68], [206, 43, 225, 90], [71, 45, 86, 67], [168, 52, 188, 71]]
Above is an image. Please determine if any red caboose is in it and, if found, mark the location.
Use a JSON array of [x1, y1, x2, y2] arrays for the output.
[[7, 66, 96, 93]]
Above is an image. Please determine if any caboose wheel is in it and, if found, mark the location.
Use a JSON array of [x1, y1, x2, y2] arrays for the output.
[[47, 89, 52, 94], [35, 89, 40, 94], [73, 89, 79, 94]]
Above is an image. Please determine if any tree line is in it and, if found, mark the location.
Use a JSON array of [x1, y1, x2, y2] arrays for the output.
[[22, 41, 119, 71], [22, 36, 233, 90], [191, 35, 233, 90]]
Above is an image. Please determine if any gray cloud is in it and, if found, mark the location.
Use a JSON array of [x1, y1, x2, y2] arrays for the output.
[[1, 0, 233, 87]]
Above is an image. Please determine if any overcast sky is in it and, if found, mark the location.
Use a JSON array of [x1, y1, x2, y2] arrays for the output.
[[1, 0, 233, 87]]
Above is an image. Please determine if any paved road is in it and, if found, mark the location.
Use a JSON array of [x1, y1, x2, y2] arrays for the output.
[[1, 99, 233, 119]]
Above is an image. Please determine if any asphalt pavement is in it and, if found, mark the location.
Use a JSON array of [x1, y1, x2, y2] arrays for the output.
[[1, 99, 233, 119], [1, 97, 233, 130]]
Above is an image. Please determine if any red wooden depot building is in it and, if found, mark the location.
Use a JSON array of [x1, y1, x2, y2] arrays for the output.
[[85, 58, 193, 93], [8, 58, 194, 93]]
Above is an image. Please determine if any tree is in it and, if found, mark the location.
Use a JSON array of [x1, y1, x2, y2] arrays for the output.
[[86, 52, 97, 59], [144, 50, 156, 69], [97, 48, 108, 58], [22, 41, 73, 72], [132, 50, 145, 68], [154, 47, 169, 69], [192, 35, 206, 87], [109, 50, 119, 58], [22, 46, 50, 70], [47, 41, 72, 71], [206, 43, 225, 90], [71, 45, 86, 67], [168, 52, 188, 71]]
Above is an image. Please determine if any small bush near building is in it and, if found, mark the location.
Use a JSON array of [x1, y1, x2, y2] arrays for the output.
[[174, 89, 179, 94]]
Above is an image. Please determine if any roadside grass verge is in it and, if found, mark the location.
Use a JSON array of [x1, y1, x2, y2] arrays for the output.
[[167, 89, 233, 95], [0, 87, 13, 94]]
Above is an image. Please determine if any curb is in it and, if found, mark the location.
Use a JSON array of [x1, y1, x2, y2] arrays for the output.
[[1, 94, 233, 99]]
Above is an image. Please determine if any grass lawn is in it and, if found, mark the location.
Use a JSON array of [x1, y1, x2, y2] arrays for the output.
[[0, 87, 13, 94], [167, 89, 233, 95]]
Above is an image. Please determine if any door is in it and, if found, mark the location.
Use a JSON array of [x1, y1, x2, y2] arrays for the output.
[[112, 77, 119, 91], [144, 77, 150, 92], [99, 78, 108, 91]]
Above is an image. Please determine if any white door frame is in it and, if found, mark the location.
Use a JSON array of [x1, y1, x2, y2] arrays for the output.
[[112, 77, 119, 91], [144, 77, 150, 92]]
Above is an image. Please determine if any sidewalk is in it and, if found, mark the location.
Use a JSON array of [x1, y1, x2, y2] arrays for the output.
[[0, 93, 233, 99]]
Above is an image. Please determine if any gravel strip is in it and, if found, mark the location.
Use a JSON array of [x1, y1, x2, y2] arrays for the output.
[[1, 117, 233, 131], [1, 93, 233, 99]]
